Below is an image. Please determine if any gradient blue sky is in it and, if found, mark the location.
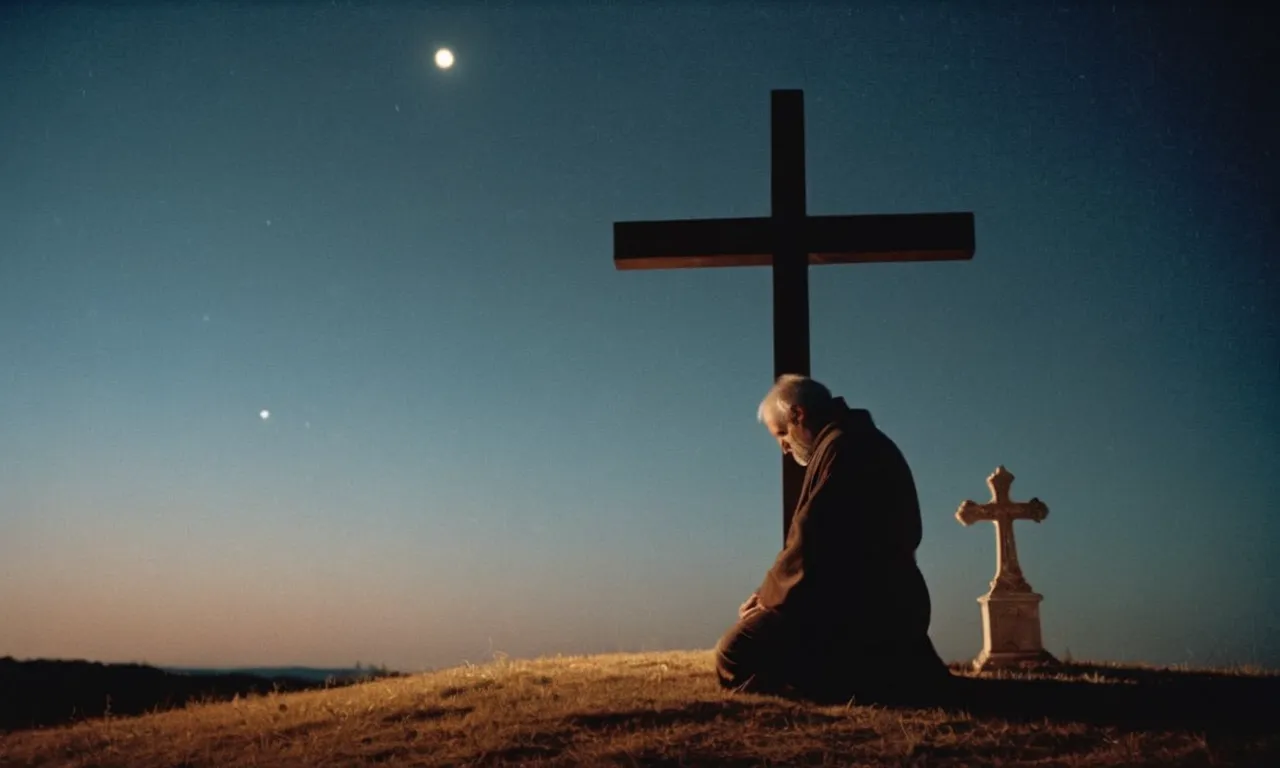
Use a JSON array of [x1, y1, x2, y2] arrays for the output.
[[2, 3, 1276, 672]]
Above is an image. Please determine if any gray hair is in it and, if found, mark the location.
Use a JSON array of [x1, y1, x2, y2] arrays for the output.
[[756, 374, 833, 425]]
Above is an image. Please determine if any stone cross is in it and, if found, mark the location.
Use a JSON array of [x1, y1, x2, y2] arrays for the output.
[[956, 465, 1057, 670], [956, 465, 1048, 595], [613, 89, 975, 542]]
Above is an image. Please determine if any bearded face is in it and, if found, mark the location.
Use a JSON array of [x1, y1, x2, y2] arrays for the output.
[[787, 424, 817, 466], [766, 408, 817, 467]]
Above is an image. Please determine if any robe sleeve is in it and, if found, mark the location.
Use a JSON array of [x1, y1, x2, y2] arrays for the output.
[[754, 442, 847, 615]]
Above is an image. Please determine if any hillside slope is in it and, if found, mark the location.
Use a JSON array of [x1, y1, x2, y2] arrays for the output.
[[2, 651, 1277, 766]]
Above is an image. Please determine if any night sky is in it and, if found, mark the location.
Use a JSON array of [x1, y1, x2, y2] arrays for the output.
[[2, 3, 1276, 672]]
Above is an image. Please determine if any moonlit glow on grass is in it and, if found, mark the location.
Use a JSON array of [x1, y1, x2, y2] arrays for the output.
[[434, 48, 454, 70]]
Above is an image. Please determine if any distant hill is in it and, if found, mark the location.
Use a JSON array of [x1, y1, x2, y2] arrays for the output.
[[1, 651, 1277, 766], [164, 666, 400, 684], [0, 656, 399, 732]]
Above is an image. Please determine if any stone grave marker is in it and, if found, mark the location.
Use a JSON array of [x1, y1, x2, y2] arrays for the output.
[[956, 465, 1058, 671]]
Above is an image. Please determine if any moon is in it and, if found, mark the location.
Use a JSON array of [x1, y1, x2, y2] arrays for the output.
[[260, 409, 270, 420], [434, 48, 455, 70]]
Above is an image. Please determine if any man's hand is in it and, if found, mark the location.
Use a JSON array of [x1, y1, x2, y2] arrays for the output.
[[737, 592, 763, 620]]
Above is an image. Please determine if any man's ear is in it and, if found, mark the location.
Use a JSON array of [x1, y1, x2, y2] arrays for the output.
[[789, 404, 806, 427]]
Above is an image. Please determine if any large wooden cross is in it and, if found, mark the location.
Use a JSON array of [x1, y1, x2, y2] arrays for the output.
[[613, 89, 975, 541]]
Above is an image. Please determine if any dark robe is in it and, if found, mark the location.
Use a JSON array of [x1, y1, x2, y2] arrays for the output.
[[716, 397, 948, 701]]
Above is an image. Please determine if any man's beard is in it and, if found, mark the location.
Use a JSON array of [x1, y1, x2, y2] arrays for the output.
[[790, 438, 815, 467]]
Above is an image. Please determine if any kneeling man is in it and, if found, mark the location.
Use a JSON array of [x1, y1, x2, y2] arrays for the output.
[[716, 374, 950, 702]]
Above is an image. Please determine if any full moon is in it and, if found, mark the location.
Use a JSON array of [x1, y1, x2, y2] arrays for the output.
[[259, 409, 270, 420], [434, 48, 455, 70]]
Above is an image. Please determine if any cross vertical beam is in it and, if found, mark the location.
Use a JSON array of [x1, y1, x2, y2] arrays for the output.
[[770, 90, 810, 540]]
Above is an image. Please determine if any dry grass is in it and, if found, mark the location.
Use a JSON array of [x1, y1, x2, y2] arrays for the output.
[[2, 650, 1276, 767]]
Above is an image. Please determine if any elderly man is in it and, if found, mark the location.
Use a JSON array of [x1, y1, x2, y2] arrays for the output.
[[715, 374, 950, 702]]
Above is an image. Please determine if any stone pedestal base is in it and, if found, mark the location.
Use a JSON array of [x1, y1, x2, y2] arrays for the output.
[[973, 647, 1059, 672], [972, 591, 1058, 673]]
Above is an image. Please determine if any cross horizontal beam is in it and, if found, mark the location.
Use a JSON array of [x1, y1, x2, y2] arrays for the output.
[[614, 212, 975, 270]]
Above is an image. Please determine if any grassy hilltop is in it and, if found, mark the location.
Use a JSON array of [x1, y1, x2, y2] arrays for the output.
[[1, 650, 1277, 767]]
